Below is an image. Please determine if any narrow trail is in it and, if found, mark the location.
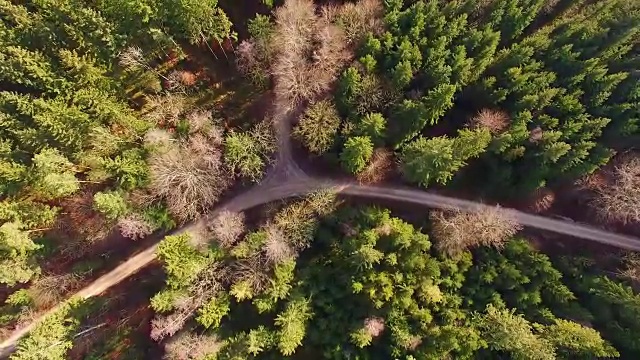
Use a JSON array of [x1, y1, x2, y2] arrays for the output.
[[2, 102, 640, 358]]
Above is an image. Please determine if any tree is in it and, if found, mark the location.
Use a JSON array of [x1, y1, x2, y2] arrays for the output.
[[0, 222, 41, 286], [340, 136, 374, 174], [156, 233, 211, 289], [11, 300, 82, 360], [93, 191, 128, 220], [293, 100, 341, 155], [541, 319, 619, 358], [158, 0, 233, 46], [207, 211, 246, 248], [163, 331, 222, 360], [590, 155, 640, 224], [400, 128, 490, 187], [224, 131, 266, 181], [30, 149, 79, 200], [353, 112, 387, 145], [430, 207, 522, 256], [274, 296, 313, 356], [476, 304, 556, 360]]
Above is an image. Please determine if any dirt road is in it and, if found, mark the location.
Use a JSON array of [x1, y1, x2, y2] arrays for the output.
[[2, 178, 640, 357]]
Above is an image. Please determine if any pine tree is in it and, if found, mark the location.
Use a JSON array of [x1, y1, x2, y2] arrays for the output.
[[340, 136, 374, 175]]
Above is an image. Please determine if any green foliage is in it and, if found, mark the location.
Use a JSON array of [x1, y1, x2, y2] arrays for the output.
[[224, 131, 266, 182], [0, 222, 42, 286], [197, 293, 231, 329], [158, 0, 233, 44], [274, 296, 313, 356], [400, 128, 491, 187], [11, 299, 83, 360], [541, 318, 620, 358], [477, 304, 556, 360], [293, 100, 341, 155], [93, 191, 128, 220], [340, 136, 374, 174], [156, 233, 211, 289]]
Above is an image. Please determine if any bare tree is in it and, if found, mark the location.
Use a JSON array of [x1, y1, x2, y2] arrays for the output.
[[164, 331, 222, 360], [28, 273, 82, 309], [118, 213, 154, 240], [207, 211, 246, 248], [591, 155, 640, 224], [528, 187, 556, 213], [431, 207, 522, 256], [144, 128, 174, 148], [166, 70, 197, 92], [119, 46, 170, 81], [357, 148, 394, 184], [263, 224, 294, 264], [364, 316, 385, 338], [470, 109, 510, 134], [619, 252, 640, 284], [148, 143, 231, 222], [272, 0, 352, 108], [144, 94, 187, 124], [335, 0, 384, 44]]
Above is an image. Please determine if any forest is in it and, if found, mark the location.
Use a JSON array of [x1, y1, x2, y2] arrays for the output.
[[0, 0, 639, 359]]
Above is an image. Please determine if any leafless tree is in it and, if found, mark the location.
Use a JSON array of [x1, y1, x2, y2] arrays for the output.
[[263, 224, 295, 264], [166, 70, 197, 92], [119, 46, 170, 81], [148, 143, 231, 222], [364, 316, 385, 338], [164, 331, 222, 360], [527, 187, 556, 213], [591, 155, 640, 224], [272, 0, 352, 108], [144, 128, 174, 148], [28, 273, 82, 309], [231, 256, 271, 293], [470, 109, 510, 134], [619, 252, 640, 284], [186, 110, 210, 132], [144, 94, 187, 124], [431, 207, 523, 256], [207, 210, 246, 248], [529, 126, 544, 143], [118, 213, 154, 240], [335, 0, 384, 44], [357, 148, 394, 184]]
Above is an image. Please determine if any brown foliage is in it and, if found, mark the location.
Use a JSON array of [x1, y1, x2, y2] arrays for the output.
[[357, 148, 394, 184], [528, 187, 556, 213], [55, 191, 112, 247], [470, 109, 510, 134], [28, 273, 82, 309], [164, 331, 222, 360], [334, 0, 384, 44], [590, 155, 640, 224], [118, 213, 154, 240], [618, 252, 640, 283], [272, 0, 351, 108], [431, 207, 522, 256], [148, 143, 232, 222], [144, 94, 186, 124], [364, 316, 385, 338], [207, 210, 246, 248], [263, 225, 294, 264], [166, 70, 197, 92]]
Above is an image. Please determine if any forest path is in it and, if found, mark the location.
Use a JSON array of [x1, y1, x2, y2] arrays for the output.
[[3, 101, 640, 357]]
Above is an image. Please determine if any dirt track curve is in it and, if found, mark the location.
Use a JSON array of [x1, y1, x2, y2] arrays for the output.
[[3, 106, 640, 358]]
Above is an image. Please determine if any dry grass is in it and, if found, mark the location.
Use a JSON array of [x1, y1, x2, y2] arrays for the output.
[[431, 207, 522, 257]]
